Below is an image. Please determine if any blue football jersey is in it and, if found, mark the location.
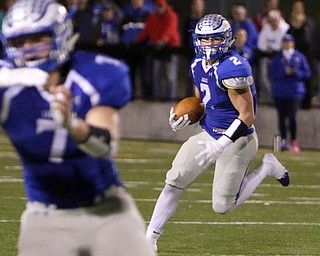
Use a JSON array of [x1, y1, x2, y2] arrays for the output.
[[190, 51, 257, 139], [0, 50, 132, 208]]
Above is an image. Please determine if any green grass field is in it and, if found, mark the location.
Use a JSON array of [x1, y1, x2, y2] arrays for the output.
[[1, 134, 320, 255]]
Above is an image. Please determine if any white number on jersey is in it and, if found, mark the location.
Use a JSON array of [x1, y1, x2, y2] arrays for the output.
[[229, 56, 242, 65], [200, 82, 211, 105], [36, 119, 68, 163]]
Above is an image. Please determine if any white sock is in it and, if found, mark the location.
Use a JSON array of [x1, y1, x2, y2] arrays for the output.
[[236, 164, 267, 206], [146, 184, 184, 244]]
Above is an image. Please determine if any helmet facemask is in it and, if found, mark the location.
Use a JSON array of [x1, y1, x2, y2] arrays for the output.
[[1, 0, 75, 71], [5, 31, 53, 69], [192, 14, 234, 60]]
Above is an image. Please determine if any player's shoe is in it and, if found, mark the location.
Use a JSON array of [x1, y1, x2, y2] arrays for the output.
[[262, 153, 290, 186], [280, 139, 289, 151], [290, 140, 301, 154]]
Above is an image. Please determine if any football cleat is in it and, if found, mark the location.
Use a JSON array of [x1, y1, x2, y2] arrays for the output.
[[262, 153, 290, 186], [276, 170, 290, 187]]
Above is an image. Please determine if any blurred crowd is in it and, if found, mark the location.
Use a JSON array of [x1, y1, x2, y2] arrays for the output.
[[1, 0, 320, 107]]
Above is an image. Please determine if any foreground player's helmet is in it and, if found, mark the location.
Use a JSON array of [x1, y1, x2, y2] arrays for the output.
[[192, 14, 234, 60], [1, 0, 74, 71]]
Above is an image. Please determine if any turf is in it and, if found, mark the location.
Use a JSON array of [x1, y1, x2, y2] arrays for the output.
[[0, 134, 319, 255]]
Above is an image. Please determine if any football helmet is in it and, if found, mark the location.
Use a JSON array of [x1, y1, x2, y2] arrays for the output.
[[1, 0, 74, 71], [192, 14, 234, 60]]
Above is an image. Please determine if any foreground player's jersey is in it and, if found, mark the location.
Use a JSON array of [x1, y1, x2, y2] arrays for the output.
[[190, 51, 257, 139], [0, 51, 132, 208]]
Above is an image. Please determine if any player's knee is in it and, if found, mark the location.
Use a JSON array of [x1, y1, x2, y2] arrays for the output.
[[165, 168, 189, 190], [212, 198, 235, 214]]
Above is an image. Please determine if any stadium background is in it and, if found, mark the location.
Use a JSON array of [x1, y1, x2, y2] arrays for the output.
[[112, 0, 320, 150], [3, 0, 320, 149], [114, 0, 320, 27]]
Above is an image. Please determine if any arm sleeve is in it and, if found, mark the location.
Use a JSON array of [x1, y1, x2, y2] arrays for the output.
[[293, 54, 312, 81]]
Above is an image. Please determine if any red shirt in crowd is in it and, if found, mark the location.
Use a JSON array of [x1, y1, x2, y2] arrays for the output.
[[137, 2, 181, 47]]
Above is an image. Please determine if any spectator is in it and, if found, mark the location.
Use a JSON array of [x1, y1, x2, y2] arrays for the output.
[[120, 0, 153, 100], [71, 0, 99, 44], [230, 3, 259, 50], [253, 0, 282, 32], [92, 0, 123, 26], [269, 34, 311, 153], [258, 10, 289, 54], [136, 0, 181, 101], [288, 0, 316, 109], [91, 0, 104, 25], [182, 0, 206, 48], [143, 0, 156, 12], [231, 28, 254, 65], [182, 0, 206, 97], [256, 9, 289, 104], [121, 0, 152, 45], [312, 22, 320, 107], [97, 2, 120, 46], [123, 0, 155, 13]]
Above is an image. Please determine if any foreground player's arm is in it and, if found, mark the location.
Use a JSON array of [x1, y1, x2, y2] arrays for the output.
[[0, 67, 48, 87], [50, 85, 118, 158]]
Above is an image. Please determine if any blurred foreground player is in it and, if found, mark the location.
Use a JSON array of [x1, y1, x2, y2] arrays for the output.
[[0, 0, 156, 255], [146, 14, 290, 252]]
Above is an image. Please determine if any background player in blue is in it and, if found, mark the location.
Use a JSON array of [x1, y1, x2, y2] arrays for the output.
[[146, 14, 290, 252], [0, 0, 156, 255]]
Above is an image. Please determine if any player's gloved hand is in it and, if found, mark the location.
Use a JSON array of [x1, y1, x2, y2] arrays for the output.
[[195, 140, 225, 169], [0, 67, 48, 88], [169, 107, 191, 131], [50, 86, 78, 131]]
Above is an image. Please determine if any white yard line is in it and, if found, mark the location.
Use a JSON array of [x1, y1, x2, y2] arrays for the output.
[[169, 221, 320, 226], [2, 219, 319, 227], [135, 198, 320, 205]]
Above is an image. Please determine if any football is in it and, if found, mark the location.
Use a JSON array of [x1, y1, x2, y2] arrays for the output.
[[173, 96, 205, 125]]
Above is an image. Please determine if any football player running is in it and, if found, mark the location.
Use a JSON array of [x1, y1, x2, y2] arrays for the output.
[[146, 14, 290, 252], [0, 0, 155, 255]]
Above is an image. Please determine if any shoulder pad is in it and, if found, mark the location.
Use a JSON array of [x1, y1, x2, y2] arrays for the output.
[[222, 76, 254, 89]]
